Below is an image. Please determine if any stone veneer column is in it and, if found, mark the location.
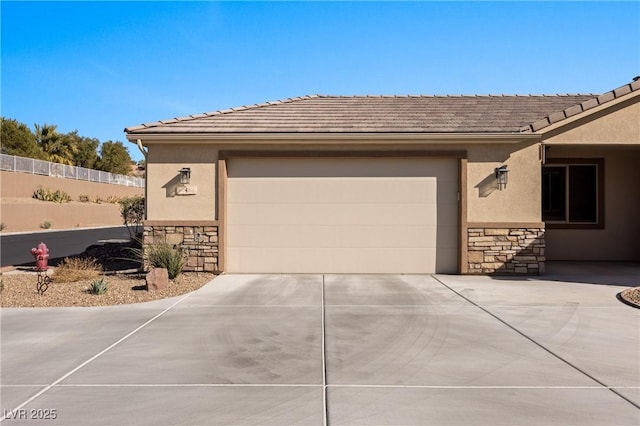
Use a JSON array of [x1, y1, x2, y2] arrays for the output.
[[467, 227, 545, 274], [143, 225, 219, 273]]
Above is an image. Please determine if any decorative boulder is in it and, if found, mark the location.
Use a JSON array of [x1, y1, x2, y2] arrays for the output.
[[146, 268, 169, 291]]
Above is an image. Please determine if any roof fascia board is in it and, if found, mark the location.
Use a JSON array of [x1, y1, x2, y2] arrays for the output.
[[127, 132, 540, 144], [536, 90, 640, 136]]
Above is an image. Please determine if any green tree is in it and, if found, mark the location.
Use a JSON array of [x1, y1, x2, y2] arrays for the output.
[[64, 130, 99, 169], [119, 195, 145, 238], [97, 141, 132, 175], [0, 117, 46, 159], [34, 123, 77, 165]]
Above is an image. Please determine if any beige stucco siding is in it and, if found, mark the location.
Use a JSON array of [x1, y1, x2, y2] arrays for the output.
[[542, 96, 640, 261], [1, 171, 143, 232], [543, 98, 640, 145], [143, 139, 547, 273], [466, 142, 542, 223], [146, 144, 218, 220], [545, 146, 640, 261], [0, 170, 142, 200]]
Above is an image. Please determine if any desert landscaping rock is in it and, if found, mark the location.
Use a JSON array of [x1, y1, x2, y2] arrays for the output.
[[0, 270, 215, 308], [620, 287, 640, 308], [146, 268, 169, 291]]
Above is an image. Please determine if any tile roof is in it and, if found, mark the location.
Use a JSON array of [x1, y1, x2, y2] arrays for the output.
[[521, 78, 640, 132], [125, 79, 639, 136]]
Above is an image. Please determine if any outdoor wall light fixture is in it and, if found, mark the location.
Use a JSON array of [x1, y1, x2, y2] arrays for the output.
[[179, 167, 191, 185], [176, 167, 197, 196], [495, 165, 509, 190]]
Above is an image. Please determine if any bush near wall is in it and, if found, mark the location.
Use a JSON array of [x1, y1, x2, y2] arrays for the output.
[[33, 186, 72, 203]]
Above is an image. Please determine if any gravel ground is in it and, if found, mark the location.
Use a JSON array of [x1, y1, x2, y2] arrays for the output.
[[2, 265, 638, 309], [0, 270, 216, 308], [620, 287, 640, 309]]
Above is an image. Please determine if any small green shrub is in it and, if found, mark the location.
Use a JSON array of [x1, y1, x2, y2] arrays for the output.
[[78, 194, 90, 202], [33, 186, 71, 203], [149, 243, 186, 279], [88, 277, 108, 295], [129, 241, 185, 279], [119, 196, 144, 238], [33, 186, 50, 201], [106, 195, 120, 204], [40, 220, 52, 229], [0, 222, 5, 231], [53, 257, 102, 282]]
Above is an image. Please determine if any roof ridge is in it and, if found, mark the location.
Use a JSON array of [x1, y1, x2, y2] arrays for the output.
[[520, 77, 640, 132]]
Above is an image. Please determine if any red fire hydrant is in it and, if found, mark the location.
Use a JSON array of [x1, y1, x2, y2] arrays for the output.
[[31, 242, 51, 295], [31, 242, 50, 271]]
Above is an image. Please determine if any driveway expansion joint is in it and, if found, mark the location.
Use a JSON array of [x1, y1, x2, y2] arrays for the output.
[[430, 274, 640, 411], [322, 274, 328, 426], [0, 292, 195, 423]]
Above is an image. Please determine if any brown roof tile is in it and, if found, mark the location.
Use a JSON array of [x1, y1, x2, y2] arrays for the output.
[[580, 98, 600, 112], [125, 79, 639, 136], [518, 78, 640, 132]]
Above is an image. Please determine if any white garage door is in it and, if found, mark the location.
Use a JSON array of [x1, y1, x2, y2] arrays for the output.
[[226, 157, 458, 273]]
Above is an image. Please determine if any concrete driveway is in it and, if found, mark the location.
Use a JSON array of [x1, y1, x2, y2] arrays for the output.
[[1, 270, 639, 425]]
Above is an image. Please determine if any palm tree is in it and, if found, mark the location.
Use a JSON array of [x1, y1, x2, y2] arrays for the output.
[[34, 123, 77, 165]]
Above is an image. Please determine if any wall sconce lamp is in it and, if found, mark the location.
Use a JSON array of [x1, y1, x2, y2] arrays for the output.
[[176, 167, 197, 196], [179, 167, 191, 185], [495, 165, 509, 190]]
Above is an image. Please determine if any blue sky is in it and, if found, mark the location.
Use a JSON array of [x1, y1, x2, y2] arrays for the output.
[[2, 1, 639, 162]]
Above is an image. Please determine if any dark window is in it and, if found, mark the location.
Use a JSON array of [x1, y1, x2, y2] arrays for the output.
[[568, 166, 597, 222], [542, 160, 602, 227], [542, 166, 566, 221]]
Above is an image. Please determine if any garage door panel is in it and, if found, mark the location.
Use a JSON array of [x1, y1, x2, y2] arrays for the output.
[[227, 248, 438, 274], [229, 178, 439, 205], [228, 157, 452, 178], [229, 224, 438, 249], [229, 203, 438, 226], [226, 158, 458, 273]]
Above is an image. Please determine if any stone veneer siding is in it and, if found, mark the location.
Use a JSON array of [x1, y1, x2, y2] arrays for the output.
[[467, 227, 545, 274], [143, 225, 219, 273]]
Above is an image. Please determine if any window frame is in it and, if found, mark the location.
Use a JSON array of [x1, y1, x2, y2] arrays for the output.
[[542, 158, 605, 229]]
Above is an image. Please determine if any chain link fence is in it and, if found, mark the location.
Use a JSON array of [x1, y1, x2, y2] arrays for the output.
[[0, 154, 144, 187]]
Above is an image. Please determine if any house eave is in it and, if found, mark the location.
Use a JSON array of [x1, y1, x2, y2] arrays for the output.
[[536, 90, 640, 136], [126, 132, 541, 145]]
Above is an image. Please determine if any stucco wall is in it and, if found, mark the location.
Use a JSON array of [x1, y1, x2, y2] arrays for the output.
[[0, 171, 143, 232], [145, 140, 541, 225], [143, 139, 545, 274], [0, 201, 125, 232], [1, 171, 142, 199], [545, 146, 640, 261], [466, 142, 542, 223], [543, 98, 639, 145], [146, 144, 218, 220]]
